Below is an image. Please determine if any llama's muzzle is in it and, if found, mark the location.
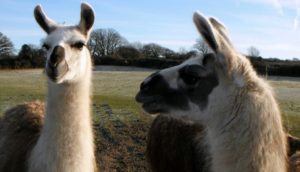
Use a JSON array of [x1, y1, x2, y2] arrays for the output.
[[46, 45, 68, 83]]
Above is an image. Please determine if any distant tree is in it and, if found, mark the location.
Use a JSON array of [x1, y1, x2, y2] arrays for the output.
[[193, 38, 210, 55], [247, 46, 260, 57], [142, 43, 176, 59], [163, 48, 177, 59], [115, 46, 142, 59], [88, 28, 127, 58], [130, 41, 143, 51], [292, 57, 299, 61], [177, 50, 198, 60], [178, 47, 187, 54], [18, 44, 34, 61], [18, 44, 45, 67], [142, 43, 165, 58], [185, 50, 198, 58], [0, 32, 14, 58]]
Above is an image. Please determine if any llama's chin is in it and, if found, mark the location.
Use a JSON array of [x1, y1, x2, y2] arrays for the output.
[[47, 73, 66, 84], [136, 92, 167, 114], [46, 63, 69, 84], [142, 102, 167, 114]]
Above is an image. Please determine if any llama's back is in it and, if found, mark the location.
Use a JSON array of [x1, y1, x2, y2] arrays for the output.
[[147, 114, 300, 172], [0, 101, 44, 172], [147, 115, 210, 172]]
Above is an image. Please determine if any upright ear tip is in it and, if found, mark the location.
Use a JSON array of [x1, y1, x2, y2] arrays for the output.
[[193, 11, 206, 24], [193, 11, 200, 18], [81, 2, 93, 11], [80, 2, 95, 19], [79, 2, 95, 34], [193, 11, 219, 52], [34, 5, 42, 15], [209, 17, 227, 30]]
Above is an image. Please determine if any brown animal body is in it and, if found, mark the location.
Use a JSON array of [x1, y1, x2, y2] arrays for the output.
[[0, 101, 44, 172], [147, 115, 300, 172], [147, 115, 210, 172]]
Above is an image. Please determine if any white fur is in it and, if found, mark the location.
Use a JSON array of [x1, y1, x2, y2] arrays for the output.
[[28, 3, 96, 172], [159, 12, 288, 172]]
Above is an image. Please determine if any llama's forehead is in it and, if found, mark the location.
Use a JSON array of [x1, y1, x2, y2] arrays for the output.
[[182, 56, 203, 66], [165, 56, 204, 74], [45, 27, 86, 45], [159, 56, 204, 86]]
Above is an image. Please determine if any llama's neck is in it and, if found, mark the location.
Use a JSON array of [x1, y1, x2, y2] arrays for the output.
[[202, 79, 287, 172], [29, 70, 95, 172]]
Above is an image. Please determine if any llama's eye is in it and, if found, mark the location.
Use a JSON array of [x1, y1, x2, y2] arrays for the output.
[[182, 74, 200, 85], [180, 65, 204, 85], [71, 42, 85, 50], [42, 44, 50, 51]]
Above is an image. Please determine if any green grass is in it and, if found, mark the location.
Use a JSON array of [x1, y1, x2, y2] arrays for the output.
[[268, 78, 300, 136], [0, 70, 299, 136], [0, 70, 150, 116], [0, 69, 299, 170], [0, 69, 153, 171]]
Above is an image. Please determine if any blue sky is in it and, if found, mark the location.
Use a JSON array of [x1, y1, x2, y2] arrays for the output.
[[0, 0, 300, 59]]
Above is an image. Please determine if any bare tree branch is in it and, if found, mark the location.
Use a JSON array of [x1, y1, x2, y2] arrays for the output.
[[247, 46, 260, 57], [88, 29, 127, 58], [193, 38, 210, 55], [0, 32, 14, 57]]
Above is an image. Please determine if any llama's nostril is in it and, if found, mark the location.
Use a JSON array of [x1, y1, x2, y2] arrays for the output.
[[49, 57, 58, 67], [49, 46, 65, 67]]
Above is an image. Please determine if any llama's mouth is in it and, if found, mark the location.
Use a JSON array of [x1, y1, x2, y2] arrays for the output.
[[135, 92, 166, 114], [46, 60, 69, 83]]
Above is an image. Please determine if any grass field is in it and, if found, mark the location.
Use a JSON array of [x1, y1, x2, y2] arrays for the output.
[[0, 69, 299, 171]]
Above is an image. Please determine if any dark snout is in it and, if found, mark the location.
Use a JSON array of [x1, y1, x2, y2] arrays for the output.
[[135, 72, 160, 103], [46, 45, 68, 82], [136, 80, 153, 102], [135, 72, 170, 114], [49, 46, 65, 68], [136, 70, 192, 114]]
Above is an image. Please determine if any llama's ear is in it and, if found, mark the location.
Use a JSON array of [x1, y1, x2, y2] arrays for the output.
[[78, 3, 95, 36], [34, 5, 57, 34], [209, 17, 227, 34], [193, 12, 219, 52], [209, 17, 233, 47]]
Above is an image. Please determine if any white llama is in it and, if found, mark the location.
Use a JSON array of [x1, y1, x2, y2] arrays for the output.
[[136, 12, 288, 172], [0, 3, 96, 172]]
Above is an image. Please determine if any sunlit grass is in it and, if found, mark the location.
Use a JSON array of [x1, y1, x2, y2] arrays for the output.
[[0, 69, 299, 136], [0, 70, 299, 135], [0, 69, 299, 170]]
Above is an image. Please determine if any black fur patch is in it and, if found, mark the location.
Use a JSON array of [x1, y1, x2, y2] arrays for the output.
[[178, 64, 218, 109], [136, 73, 189, 113], [136, 65, 218, 113]]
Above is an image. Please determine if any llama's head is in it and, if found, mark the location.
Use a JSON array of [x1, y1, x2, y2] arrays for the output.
[[136, 12, 245, 121], [34, 3, 95, 84]]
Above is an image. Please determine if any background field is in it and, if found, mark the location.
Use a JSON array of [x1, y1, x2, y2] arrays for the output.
[[0, 68, 299, 171]]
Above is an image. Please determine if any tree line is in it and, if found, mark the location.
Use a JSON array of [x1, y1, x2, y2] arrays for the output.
[[0, 29, 299, 77], [0, 28, 210, 68]]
